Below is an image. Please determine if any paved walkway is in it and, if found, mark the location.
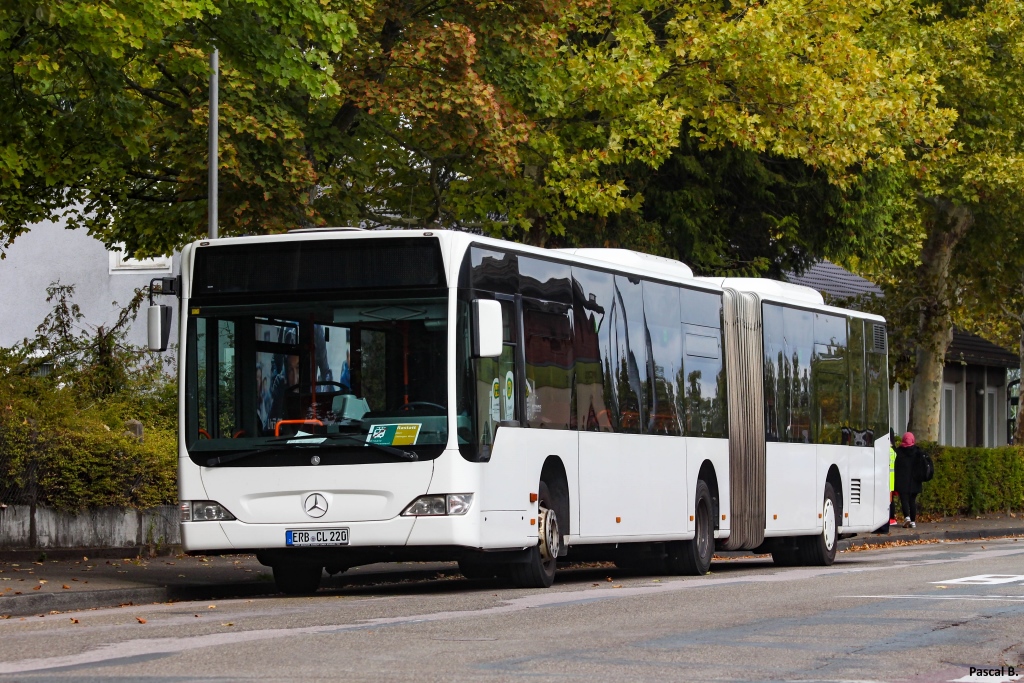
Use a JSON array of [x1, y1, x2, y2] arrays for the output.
[[2, 513, 1022, 617]]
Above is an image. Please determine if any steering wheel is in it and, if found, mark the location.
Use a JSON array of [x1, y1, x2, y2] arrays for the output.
[[399, 401, 446, 412]]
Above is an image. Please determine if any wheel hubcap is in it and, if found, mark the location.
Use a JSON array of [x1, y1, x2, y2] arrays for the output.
[[823, 498, 836, 550], [538, 505, 560, 563], [696, 501, 710, 559]]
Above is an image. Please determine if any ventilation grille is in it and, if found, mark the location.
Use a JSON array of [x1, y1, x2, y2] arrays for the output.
[[850, 478, 862, 505], [872, 324, 887, 352]]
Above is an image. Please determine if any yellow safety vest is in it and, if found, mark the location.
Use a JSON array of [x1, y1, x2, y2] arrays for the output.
[[889, 447, 897, 492]]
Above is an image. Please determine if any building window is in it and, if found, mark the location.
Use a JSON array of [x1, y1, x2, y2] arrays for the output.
[[108, 245, 172, 274], [986, 388, 997, 447], [942, 384, 955, 446]]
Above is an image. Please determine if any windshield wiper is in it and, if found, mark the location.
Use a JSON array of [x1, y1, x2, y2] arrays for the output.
[[267, 432, 419, 461], [203, 447, 281, 467], [200, 434, 418, 467]]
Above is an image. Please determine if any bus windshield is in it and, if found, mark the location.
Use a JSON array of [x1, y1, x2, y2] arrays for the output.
[[184, 294, 448, 465]]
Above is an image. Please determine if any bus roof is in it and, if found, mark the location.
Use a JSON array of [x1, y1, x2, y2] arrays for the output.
[[186, 229, 885, 321]]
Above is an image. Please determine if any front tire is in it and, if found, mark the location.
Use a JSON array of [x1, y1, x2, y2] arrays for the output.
[[665, 480, 713, 576], [509, 481, 560, 588], [273, 563, 323, 595], [801, 483, 838, 566]]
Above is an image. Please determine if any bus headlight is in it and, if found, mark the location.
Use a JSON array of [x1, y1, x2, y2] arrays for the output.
[[402, 494, 474, 516], [181, 501, 236, 522]]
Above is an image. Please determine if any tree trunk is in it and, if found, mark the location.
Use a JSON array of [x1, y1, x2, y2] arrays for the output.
[[908, 197, 974, 442]]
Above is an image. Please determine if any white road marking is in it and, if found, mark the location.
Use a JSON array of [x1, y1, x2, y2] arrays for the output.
[[842, 594, 1024, 602], [931, 574, 1024, 585]]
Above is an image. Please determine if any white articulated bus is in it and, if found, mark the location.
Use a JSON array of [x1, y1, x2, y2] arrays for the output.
[[148, 228, 891, 593]]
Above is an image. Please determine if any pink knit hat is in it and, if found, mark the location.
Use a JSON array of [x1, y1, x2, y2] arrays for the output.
[[901, 432, 916, 447]]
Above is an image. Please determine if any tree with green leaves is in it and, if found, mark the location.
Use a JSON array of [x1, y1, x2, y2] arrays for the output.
[[877, 0, 1024, 442], [2, 0, 956, 260]]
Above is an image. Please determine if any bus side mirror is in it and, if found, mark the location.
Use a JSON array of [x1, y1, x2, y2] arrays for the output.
[[472, 299, 503, 358], [148, 304, 172, 352]]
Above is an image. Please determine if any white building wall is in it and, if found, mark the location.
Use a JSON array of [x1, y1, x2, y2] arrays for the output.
[[0, 218, 179, 350]]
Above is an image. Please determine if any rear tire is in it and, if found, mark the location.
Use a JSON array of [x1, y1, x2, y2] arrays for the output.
[[800, 483, 838, 566], [665, 480, 713, 576], [273, 563, 323, 595], [509, 481, 560, 588]]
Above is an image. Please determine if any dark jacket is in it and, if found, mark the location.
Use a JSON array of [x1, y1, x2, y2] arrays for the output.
[[894, 445, 924, 495]]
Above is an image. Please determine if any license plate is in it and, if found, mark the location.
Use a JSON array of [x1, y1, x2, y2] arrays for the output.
[[285, 528, 349, 547]]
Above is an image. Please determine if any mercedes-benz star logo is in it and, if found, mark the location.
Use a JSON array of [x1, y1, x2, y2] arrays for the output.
[[304, 493, 328, 518]]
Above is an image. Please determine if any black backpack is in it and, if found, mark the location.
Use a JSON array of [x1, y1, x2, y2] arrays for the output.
[[918, 451, 935, 483]]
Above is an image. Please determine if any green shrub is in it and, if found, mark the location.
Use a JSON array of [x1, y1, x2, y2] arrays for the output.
[[0, 283, 178, 511], [918, 442, 1024, 515]]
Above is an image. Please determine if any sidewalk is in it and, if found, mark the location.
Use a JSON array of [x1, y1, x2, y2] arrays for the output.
[[839, 512, 1024, 550], [2, 513, 1022, 618]]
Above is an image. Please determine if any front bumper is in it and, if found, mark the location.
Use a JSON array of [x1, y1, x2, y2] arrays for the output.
[[181, 507, 533, 553]]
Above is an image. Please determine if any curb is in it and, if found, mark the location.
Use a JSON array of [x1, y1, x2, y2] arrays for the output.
[[0, 546, 183, 563], [1, 583, 278, 618], [839, 527, 1024, 551], [0, 567, 453, 618]]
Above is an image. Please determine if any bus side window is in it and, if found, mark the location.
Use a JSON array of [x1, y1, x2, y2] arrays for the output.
[[572, 267, 618, 432], [682, 289, 726, 438], [784, 306, 814, 443], [848, 318, 869, 443], [613, 275, 646, 434], [866, 323, 889, 444], [812, 313, 849, 445], [763, 303, 786, 442], [523, 300, 573, 430], [643, 280, 682, 436], [459, 296, 518, 460]]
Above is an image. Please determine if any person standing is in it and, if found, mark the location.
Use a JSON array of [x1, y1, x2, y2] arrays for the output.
[[894, 432, 924, 528], [889, 433, 898, 526]]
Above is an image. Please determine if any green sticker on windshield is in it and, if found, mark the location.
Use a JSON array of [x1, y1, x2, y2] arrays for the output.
[[366, 423, 421, 446]]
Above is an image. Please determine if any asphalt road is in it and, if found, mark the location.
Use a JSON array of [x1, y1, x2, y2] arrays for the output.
[[2, 539, 1023, 682]]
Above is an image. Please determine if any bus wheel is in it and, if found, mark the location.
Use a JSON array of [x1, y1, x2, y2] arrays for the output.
[[509, 481, 559, 588], [801, 483, 838, 566], [273, 563, 323, 595], [666, 480, 713, 576]]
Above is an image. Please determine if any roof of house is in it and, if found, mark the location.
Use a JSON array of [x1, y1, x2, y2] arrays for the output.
[[784, 260, 882, 299], [785, 261, 1018, 370], [947, 330, 1019, 368]]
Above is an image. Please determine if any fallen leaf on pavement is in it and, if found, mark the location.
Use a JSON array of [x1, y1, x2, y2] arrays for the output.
[[32, 585, 41, 591], [136, 617, 147, 624], [70, 618, 79, 624], [62, 585, 70, 590]]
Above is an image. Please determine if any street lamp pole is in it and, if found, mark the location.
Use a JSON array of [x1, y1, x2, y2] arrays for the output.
[[208, 47, 219, 239]]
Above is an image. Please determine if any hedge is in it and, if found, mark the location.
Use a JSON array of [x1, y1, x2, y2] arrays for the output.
[[917, 443, 1024, 515], [0, 283, 178, 512]]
